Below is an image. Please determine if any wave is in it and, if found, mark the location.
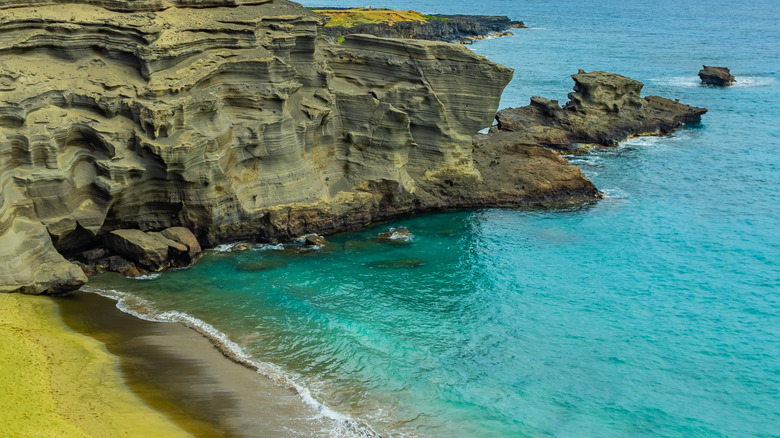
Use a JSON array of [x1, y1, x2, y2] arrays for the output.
[[211, 242, 285, 253], [649, 75, 776, 88], [130, 273, 162, 281], [384, 227, 414, 242], [83, 286, 379, 438], [732, 76, 777, 87]]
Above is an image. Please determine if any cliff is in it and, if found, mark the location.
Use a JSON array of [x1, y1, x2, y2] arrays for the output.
[[0, 0, 596, 293], [317, 8, 525, 43]]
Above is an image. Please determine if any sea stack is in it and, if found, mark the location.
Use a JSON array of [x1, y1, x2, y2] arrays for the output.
[[698, 65, 736, 86], [489, 70, 708, 153]]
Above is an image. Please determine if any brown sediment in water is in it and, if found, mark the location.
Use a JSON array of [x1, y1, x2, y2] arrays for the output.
[[0, 293, 190, 438], [54, 291, 338, 437]]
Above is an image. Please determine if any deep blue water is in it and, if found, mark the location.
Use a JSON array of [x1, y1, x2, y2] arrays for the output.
[[88, 1, 780, 436]]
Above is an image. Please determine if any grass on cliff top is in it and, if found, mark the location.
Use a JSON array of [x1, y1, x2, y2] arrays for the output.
[[314, 8, 448, 28]]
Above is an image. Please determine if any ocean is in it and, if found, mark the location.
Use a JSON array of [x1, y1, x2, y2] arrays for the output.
[[86, 0, 780, 436]]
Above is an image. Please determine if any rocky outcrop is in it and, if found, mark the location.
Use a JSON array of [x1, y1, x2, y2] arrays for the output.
[[492, 70, 708, 153], [698, 65, 736, 86], [72, 227, 201, 275], [320, 12, 525, 43], [0, 0, 598, 294]]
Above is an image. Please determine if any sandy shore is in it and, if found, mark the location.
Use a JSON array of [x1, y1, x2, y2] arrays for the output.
[[0, 293, 190, 437], [54, 291, 341, 437]]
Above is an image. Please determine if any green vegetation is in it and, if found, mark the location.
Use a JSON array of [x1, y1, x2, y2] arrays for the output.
[[337, 35, 346, 44], [314, 8, 435, 28], [422, 14, 450, 22]]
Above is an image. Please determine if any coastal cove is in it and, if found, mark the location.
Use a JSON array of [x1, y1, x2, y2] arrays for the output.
[[1, 0, 779, 437]]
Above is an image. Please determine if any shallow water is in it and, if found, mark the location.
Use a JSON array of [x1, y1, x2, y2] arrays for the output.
[[88, 0, 780, 436]]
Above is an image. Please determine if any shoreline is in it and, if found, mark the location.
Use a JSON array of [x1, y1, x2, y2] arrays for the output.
[[54, 290, 372, 437], [0, 293, 191, 438]]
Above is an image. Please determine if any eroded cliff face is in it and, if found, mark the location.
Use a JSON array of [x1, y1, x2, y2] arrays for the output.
[[0, 0, 589, 294]]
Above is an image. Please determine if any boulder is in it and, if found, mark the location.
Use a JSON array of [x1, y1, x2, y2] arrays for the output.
[[160, 227, 202, 260], [73, 248, 108, 265], [303, 234, 328, 247], [148, 232, 191, 267], [103, 230, 170, 270], [106, 255, 143, 277], [698, 65, 736, 86]]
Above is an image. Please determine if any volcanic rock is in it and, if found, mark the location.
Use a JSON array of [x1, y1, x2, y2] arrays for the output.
[[698, 65, 736, 86], [303, 234, 328, 247], [374, 228, 413, 242], [493, 70, 708, 153], [0, 0, 598, 294], [321, 12, 525, 43], [103, 230, 171, 270]]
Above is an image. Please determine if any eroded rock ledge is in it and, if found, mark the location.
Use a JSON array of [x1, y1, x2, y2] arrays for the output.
[[491, 70, 708, 154], [0, 0, 600, 294]]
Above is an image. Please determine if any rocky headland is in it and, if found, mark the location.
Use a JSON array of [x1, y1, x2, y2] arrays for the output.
[[316, 8, 526, 43], [490, 70, 708, 154], [0, 1, 705, 294]]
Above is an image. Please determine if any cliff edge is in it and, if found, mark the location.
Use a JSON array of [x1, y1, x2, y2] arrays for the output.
[[0, 0, 596, 293]]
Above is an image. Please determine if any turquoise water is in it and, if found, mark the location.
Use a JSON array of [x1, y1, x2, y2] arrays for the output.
[[89, 0, 780, 436]]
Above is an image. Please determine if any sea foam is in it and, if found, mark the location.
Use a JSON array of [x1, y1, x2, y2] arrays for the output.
[[83, 286, 379, 438]]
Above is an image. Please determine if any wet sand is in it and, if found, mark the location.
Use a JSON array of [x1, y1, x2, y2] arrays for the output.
[[55, 291, 334, 437], [0, 293, 190, 438]]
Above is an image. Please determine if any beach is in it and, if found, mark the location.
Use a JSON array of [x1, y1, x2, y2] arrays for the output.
[[1, 290, 348, 437], [0, 293, 190, 437], [55, 291, 347, 437]]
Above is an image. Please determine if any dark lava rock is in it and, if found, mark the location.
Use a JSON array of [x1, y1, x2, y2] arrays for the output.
[[106, 255, 143, 277], [72, 247, 108, 265], [492, 70, 708, 153], [374, 228, 413, 243], [303, 234, 328, 247], [322, 13, 524, 43], [698, 65, 736, 86]]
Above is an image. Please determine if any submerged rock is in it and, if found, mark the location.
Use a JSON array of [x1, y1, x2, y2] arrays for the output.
[[699, 65, 736, 86], [367, 259, 426, 268], [492, 70, 708, 153], [236, 259, 288, 272], [374, 228, 413, 242]]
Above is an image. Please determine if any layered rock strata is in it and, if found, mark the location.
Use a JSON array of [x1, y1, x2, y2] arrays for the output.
[[492, 70, 708, 153], [0, 0, 597, 294]]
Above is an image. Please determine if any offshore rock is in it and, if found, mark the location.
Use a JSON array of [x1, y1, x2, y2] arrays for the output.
[[0, 0, 596, 294], [493, 70, 708, 153], [698, 65, 736, 86]]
